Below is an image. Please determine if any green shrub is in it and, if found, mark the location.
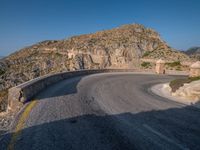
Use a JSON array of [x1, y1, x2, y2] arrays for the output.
[[0, 69, 5, 75], [189, 76, 200, 81], [175, 68, 182, 71], [166, 61, 181, 67], [142, 51, 151, 57], [55, 52, 62, 57], [141, 62, 151, 68]]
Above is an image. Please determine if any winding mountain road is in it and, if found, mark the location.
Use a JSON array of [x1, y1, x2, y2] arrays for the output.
[[1, 72, 200, 150]]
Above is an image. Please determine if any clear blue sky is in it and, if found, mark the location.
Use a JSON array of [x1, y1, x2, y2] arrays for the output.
[[1, 0, 200, 56]]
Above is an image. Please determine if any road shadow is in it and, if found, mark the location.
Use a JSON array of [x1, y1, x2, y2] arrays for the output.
[[33, 75, 84, 101], [0, 102, 200, 150]]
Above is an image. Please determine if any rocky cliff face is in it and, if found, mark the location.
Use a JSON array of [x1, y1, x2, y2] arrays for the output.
[[0, 24, 190, 112]]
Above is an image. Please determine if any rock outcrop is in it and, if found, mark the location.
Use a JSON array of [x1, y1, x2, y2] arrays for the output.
[[172, 80, 200, 102]]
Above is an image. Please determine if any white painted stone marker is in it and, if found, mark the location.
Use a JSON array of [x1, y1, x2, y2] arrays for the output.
[[155, 59, 165, 74]]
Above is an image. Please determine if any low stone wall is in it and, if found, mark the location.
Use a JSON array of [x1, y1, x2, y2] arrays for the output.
[[165, 70, 189, 76], [8, 69, 135, 111]]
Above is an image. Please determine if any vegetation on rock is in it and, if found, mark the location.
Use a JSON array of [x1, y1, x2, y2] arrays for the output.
[[141, 62, 151, 68], [165, 61, 189, 71]]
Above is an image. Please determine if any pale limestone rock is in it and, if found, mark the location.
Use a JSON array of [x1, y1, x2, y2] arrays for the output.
[[68, 52, 75, 59], [172, 80, 200, 101], [44, 47, 57, 51], [189, 61, 200, 77], [91, 55, 103, 64], [163, 83, 172, 92]]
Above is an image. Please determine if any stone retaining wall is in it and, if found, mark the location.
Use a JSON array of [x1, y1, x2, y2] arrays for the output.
[[8, 69, 135, 111]]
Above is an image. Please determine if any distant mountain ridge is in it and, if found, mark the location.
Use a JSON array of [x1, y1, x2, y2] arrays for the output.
[[185, 47, 200, 54], [184, 47, 200, 60]]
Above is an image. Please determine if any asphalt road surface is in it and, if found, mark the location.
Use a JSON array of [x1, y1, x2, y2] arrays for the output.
[[1, 72, 200, 150]]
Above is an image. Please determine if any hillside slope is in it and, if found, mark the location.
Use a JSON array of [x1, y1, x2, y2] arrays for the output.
[[0, 24, 190, 112]]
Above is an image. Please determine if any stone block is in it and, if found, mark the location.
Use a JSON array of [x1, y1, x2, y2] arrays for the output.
[[189, 61, 200, 77]]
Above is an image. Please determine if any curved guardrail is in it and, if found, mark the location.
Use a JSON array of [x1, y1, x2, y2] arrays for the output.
[[8, 69, 135, 111]]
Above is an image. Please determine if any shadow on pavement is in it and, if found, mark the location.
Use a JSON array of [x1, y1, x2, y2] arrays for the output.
[[34, 76, 83, 100], [0, 102, 200, 150]]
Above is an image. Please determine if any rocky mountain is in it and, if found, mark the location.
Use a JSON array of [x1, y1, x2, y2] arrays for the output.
[[184, 47, 200, 60], [0, 24, 190, 112]]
